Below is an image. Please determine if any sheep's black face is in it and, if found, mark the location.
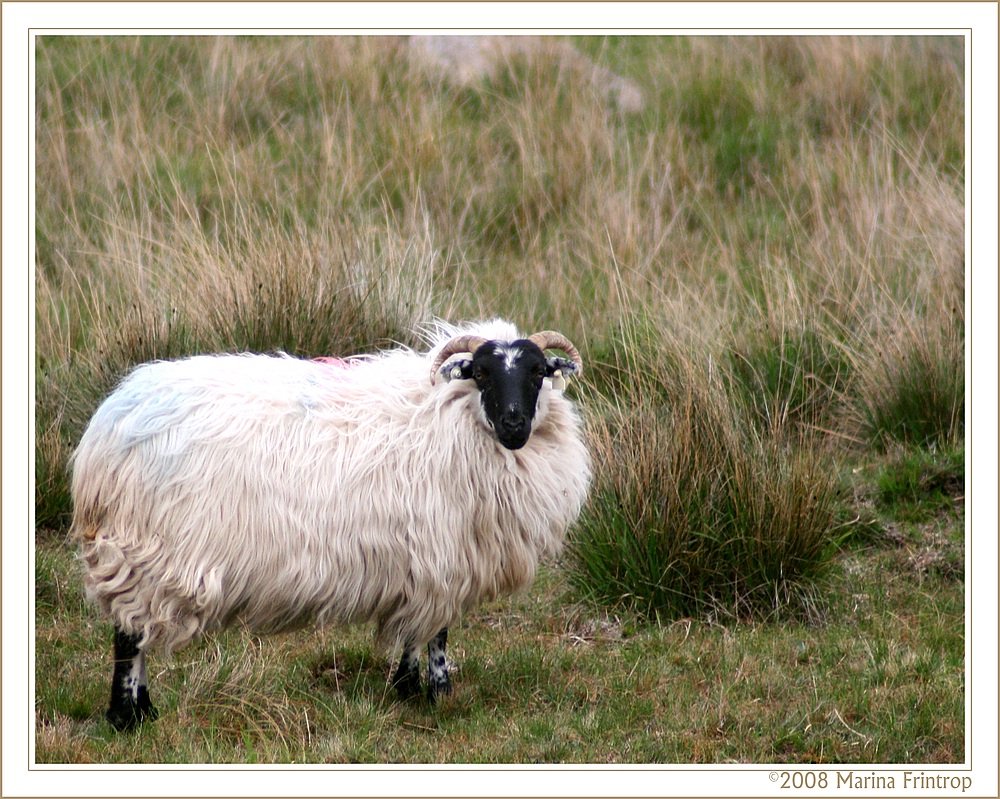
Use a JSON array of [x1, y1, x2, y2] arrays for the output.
[[468, 340, 549, 450]]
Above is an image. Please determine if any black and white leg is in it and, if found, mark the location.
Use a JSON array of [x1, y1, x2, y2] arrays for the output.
[[426, 627, 451, 703], [106, 627, 158, 732], [391, 642, 422, 700]]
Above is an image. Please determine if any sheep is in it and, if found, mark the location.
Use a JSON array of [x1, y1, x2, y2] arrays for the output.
[[70, 319, 591, 731]]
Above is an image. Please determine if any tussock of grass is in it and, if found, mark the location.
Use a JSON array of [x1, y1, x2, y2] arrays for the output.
[[571, 330, 837, 620], [851, 321, 965, 450]]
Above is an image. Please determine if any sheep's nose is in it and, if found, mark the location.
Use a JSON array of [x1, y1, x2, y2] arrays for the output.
[[499, 409, 528, 434]]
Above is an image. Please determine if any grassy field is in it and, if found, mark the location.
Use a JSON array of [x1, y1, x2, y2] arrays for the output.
[[34, 35, 964, 764]]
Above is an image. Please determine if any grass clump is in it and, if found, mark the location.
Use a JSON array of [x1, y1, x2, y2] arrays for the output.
[[851, 322, 964, 450], [570, 332, 837, 620]]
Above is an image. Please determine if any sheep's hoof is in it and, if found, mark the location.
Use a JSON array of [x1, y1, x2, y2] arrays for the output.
[[106, 689, 158, 732], [392, 669, 422, 701], [426, 674, 452, 705]]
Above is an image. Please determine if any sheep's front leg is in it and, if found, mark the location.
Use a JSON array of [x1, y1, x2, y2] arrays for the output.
[[392, 642, 422, 700], [106, 628, 158, 732], [426, 627, 452, 703]]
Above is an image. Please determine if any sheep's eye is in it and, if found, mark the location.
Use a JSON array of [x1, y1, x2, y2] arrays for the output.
[[473, 366, 488, 383]]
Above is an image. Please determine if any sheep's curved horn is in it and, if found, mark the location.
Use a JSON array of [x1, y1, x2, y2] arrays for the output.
[[528, 331, 584, 375], [429, 335, 488, 384]]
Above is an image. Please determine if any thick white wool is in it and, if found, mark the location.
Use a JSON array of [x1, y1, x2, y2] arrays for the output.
[[72, 321, 591, 654]]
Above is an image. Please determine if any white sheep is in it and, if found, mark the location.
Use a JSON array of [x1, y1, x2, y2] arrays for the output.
[[70, 319, 591, 730]]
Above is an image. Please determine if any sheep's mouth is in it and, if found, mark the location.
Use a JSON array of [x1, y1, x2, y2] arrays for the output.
[[497, 428, 531, 450], [484, 417, 531, 450]]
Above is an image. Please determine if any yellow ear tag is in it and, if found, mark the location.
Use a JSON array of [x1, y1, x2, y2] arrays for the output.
[[551, 370, 567, 392]]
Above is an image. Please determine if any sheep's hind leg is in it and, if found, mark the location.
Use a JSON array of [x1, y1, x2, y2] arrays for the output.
[[391, 643, 422, 700], [106, 628, 158, 732], [426, 628, 452, 703]]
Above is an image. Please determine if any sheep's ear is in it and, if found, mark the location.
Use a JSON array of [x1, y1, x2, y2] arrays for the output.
[[545, 356, 579, 378], [545, 356, 579, 391], [440, 359, 475, 382]]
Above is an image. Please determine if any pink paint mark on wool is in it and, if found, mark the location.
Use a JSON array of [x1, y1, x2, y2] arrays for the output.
[[312, 356, 357, 369]]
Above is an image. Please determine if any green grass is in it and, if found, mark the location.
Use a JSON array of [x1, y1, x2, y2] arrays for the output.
[[34, 35, 964, 763], [875, 446, 965, 522]]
